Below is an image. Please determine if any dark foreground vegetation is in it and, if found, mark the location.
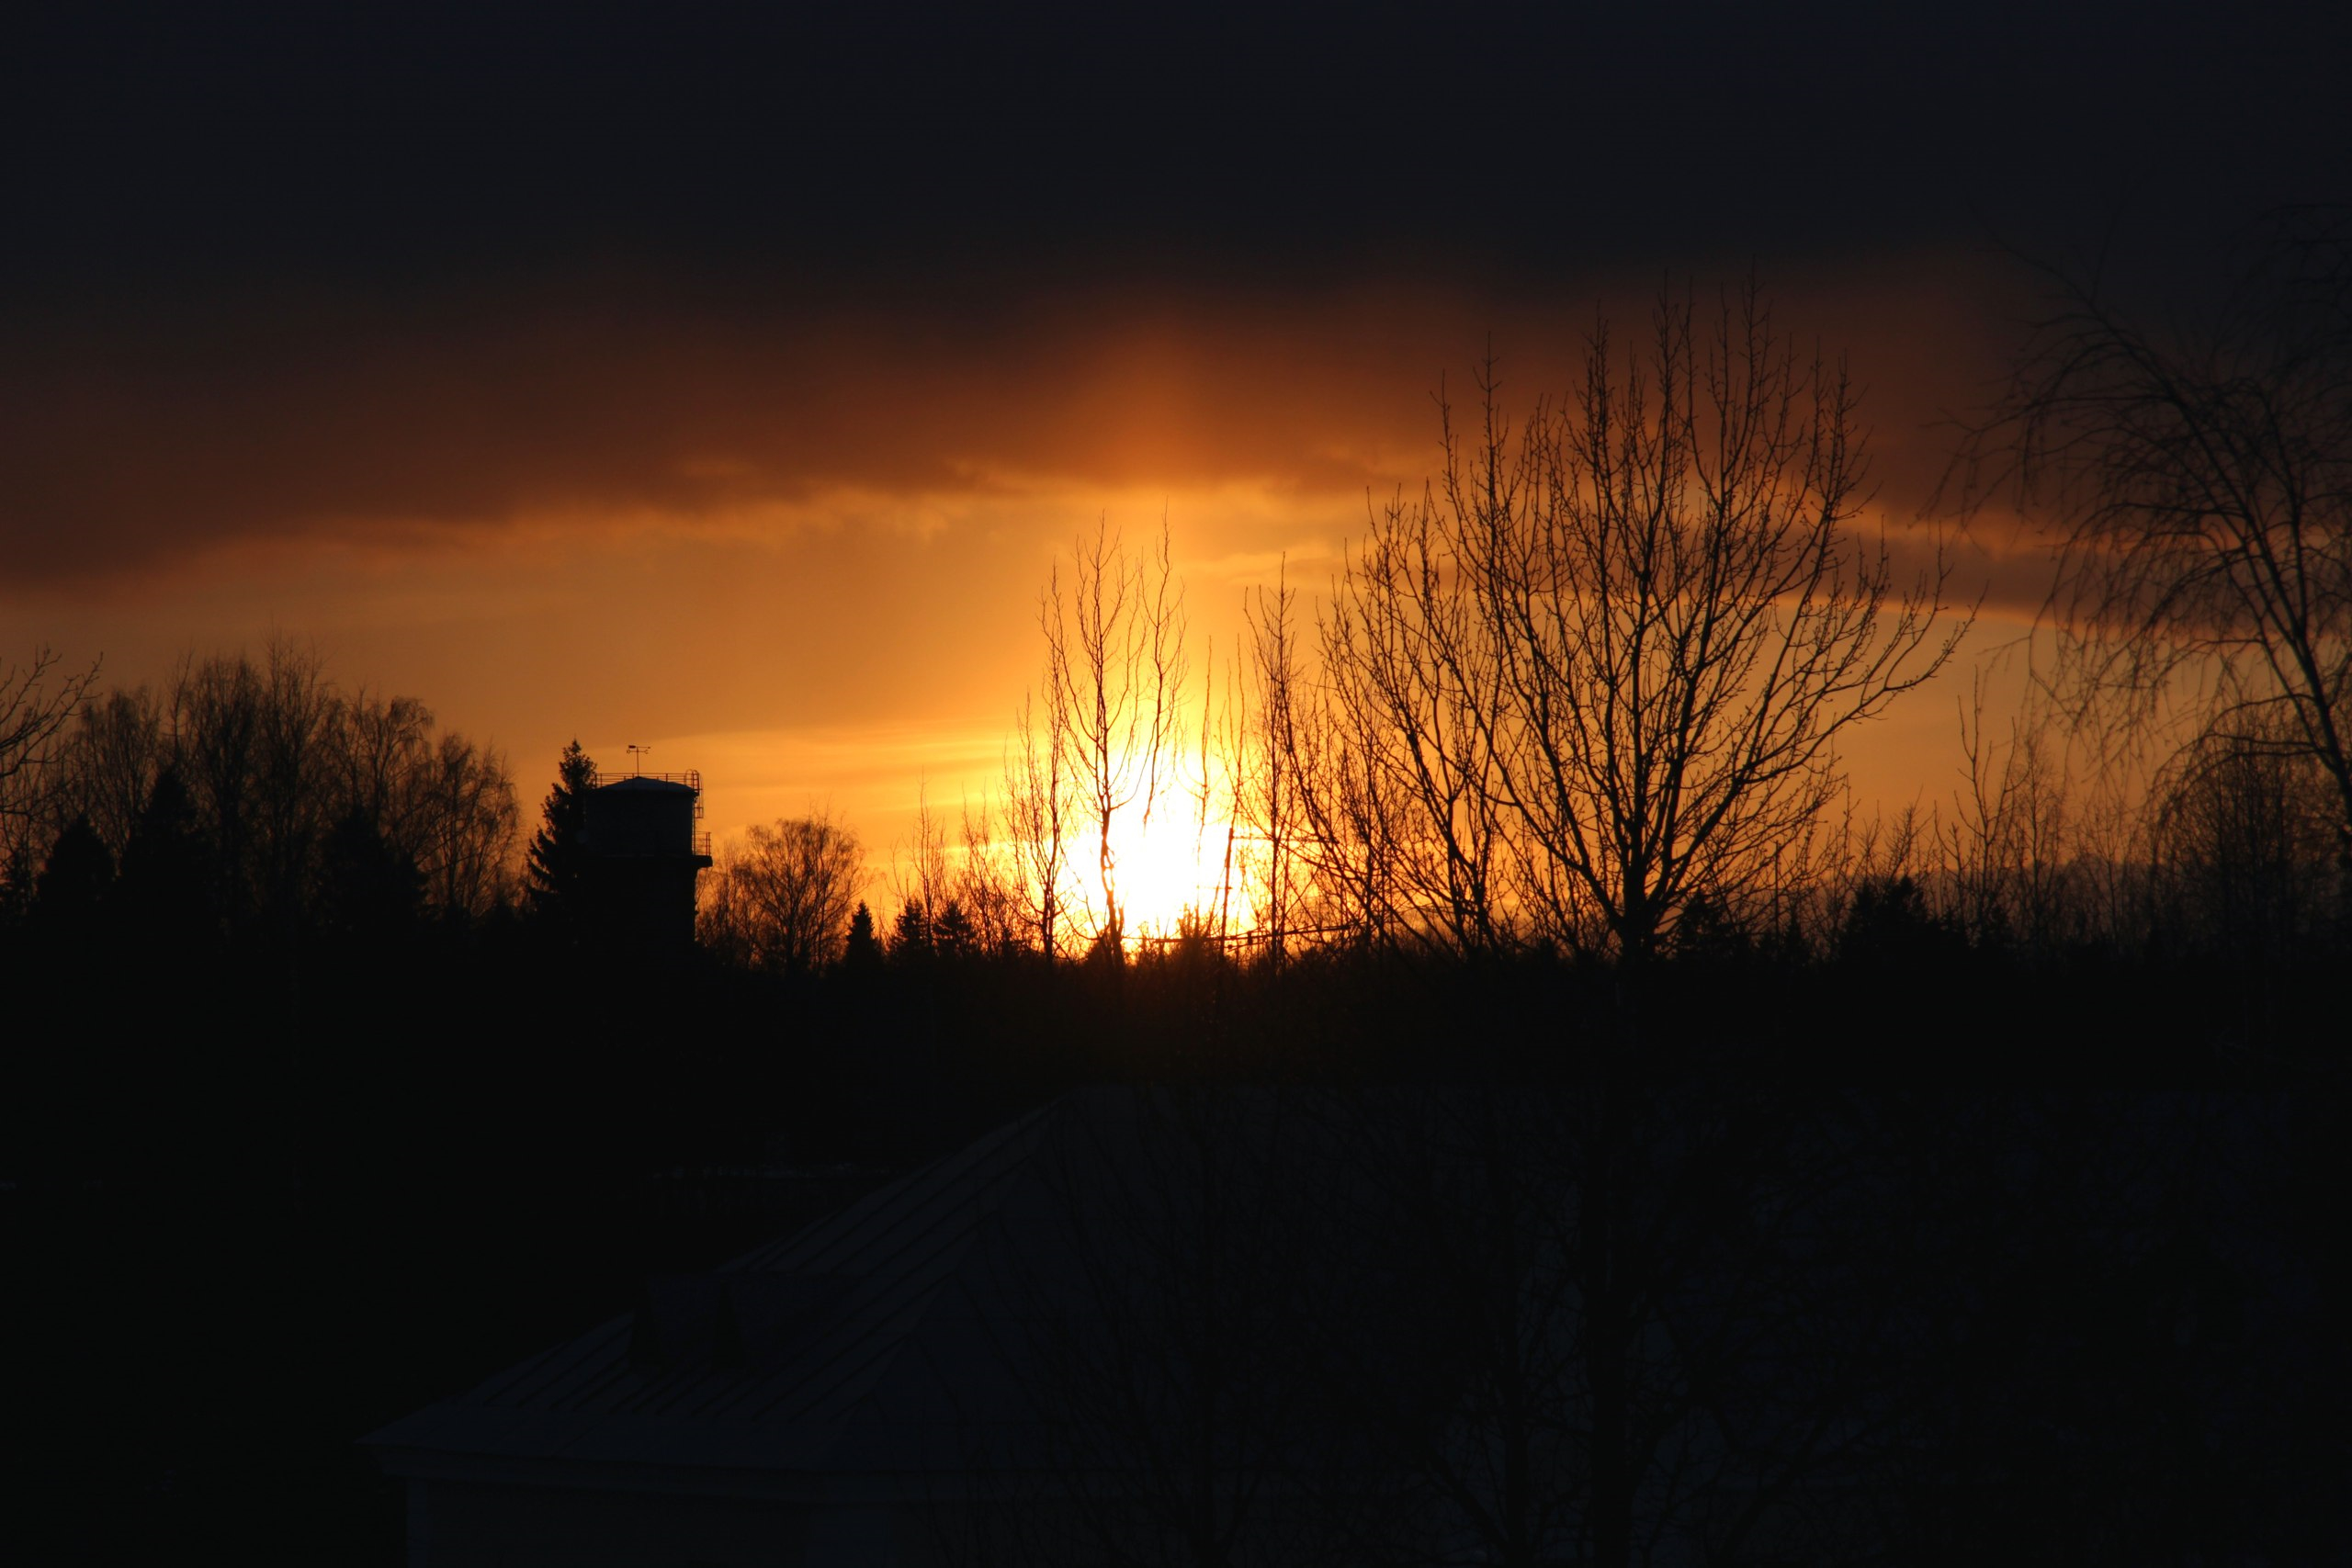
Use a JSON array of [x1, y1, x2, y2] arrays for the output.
[[3, 774, 2343, 1562]]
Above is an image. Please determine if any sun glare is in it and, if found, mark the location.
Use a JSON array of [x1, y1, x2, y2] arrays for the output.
[[1102, 805, 1251, 943]]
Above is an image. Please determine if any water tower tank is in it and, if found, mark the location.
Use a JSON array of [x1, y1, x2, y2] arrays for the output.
[[581, 770, 714, 950], [584, 775, 704, 857]]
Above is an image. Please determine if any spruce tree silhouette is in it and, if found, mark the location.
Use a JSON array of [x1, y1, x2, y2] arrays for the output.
[[933, 897, 975, 958], [31, 814, 114, 936], [843, 900, 882, 971], [890, 897, 932, 958], [111, 765, 212, 952], [524, 739, 596, 934], [1836, 874, 1962, 971]]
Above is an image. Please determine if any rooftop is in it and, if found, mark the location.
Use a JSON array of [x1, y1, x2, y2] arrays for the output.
[[592, 770, 701, 794]]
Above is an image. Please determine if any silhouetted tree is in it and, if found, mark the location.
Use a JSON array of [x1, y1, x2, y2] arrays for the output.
[[51, 685, 164, 858], [1664, 887, 1753, 964], [699, 811, 866, 973], [933, 897, 977, 958], [247, 644, 341, 931], [131, 648, 517, 934], [165, 644, 328, 933], [318, 807, 424, 944], [31, 814, 114, 935], [1837, 873, 1964, 973], [955, 798, 1029, 957], [340, 693, 518, 918], [1037, 515, 1189, 955], [1081, 921, 1125, 975], [2154, 726, 2344, 960], [525, 739, 597, 930], [892, 781, 954, 951], [891, 897, 933, 958], [1248, 575, 1405, 953], [0, 645, 96, 874], [1240, 570, 1314, 963], [1962, 208, 2352, 858], [1005, 687, 1078, 958], [110, 765, 212, 948], [417, 730, 520, 916], [1300, 283, 1966, 965], [843, 900, 883, 971]]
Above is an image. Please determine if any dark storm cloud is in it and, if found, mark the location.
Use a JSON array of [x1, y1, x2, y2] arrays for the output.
[[0, 278, 1406, 577], [0, 263, 2027, 583], [3, 5, 2343, 581]]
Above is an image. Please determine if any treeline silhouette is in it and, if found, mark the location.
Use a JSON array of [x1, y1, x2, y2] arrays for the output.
[[5, 644, 514, 941]]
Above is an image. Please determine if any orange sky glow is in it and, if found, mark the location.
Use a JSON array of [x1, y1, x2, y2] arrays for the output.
[[6, 261, 2063, 921]]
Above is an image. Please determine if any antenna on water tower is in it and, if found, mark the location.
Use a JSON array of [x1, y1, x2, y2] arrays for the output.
[[628, 743, 650, 776]]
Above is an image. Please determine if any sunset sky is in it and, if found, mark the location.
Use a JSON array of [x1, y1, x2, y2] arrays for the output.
[[6, 6, 2345, 894]]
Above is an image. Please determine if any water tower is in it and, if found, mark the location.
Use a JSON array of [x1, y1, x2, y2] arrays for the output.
[[581, 761, 713, 950]]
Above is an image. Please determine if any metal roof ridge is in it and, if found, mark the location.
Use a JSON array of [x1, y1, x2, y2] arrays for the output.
[[731, 1103, 1055, 1276]]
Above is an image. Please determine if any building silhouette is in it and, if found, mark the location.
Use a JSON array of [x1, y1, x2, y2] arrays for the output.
[[582, 770, 712, 950], [365, 1101, 1067, 1565], [364, 1092, 1309, 1567]]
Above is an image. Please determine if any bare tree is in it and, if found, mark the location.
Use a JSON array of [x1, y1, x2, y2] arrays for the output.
[[1276, 657, 1410, 955], [167, 649, 287, 926], [1043, 515, 1190, 954], [1937, 674, 2085, 951], [0, 646, 96, 872], [889, 779, 954, 951], [1004, 688, 1077, 958], [954, 795, 1027, 957], [1243, 573, 1410, 956], [252, 642, 343, 929], [1323, 285, 1965, 964], [1772, 794, 1931, 958], [1240, 577, 1314, 963], [2153, 723, 2345, 961], [50, 685, 164, 857], [1318, 461, 1512, 955], [700, 809, 866, 973], [337, 691, 436, 836], [410, 731, 520, 917], [235, 662, 517, 923], [318, 688, 516, 919], [5, 646, 519, 930], [1962, 208, 2352, 858]]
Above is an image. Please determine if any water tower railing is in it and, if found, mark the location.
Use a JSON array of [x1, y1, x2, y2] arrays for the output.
[[590, 769, 706, 818]]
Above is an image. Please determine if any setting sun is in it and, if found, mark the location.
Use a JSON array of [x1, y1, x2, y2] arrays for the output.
[[1102, 795, 1254, 944]]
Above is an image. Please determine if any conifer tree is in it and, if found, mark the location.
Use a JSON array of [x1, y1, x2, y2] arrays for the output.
[[113, 765, 213, 947], [31, 815, 114, 933], [890, 897, 932, 957], [525, 740, 596, 926], [843, 901, 882, 972]]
